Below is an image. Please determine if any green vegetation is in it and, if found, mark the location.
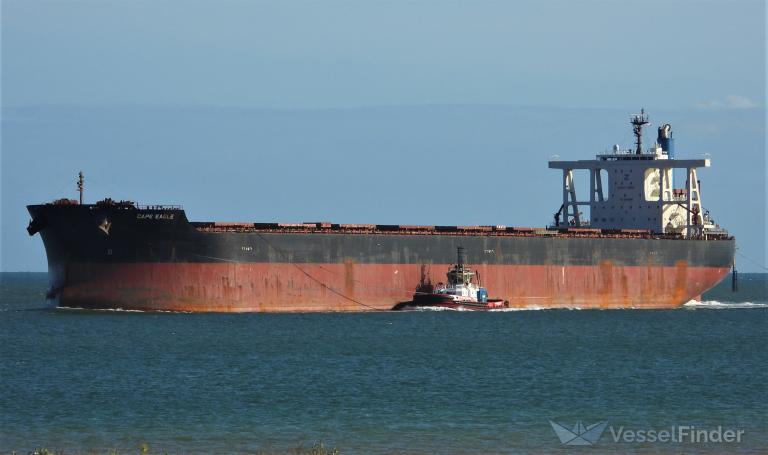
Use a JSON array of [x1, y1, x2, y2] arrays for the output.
[[260, 442, 340, 455], [18, 442, 340, 455]]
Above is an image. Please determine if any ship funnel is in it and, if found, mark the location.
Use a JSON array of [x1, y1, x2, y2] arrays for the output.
[[457, 246, 466, 268], [657, 124, 675, 158]]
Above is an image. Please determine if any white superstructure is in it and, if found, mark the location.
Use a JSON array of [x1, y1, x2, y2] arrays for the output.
[[549, 110, 722, 238]]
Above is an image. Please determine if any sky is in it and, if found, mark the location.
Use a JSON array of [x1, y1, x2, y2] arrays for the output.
[[1, 0, 766, 272]]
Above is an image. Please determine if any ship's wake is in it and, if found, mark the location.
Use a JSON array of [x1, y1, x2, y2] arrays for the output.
[[412, 302, 768, 312], [57, 306, 192, 313], [55, 302, 768, 313], [684, 300, 768, 309], [409, 305, 548, 312]]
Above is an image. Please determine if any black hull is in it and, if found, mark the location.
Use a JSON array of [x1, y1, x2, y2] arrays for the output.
[[26, 203, 736, 311]]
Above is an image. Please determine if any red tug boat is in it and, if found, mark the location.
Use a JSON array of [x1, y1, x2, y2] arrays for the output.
[[396, 247, 509, 311]]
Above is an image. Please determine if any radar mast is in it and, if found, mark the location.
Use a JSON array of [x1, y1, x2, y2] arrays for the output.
[[631, 109, 650, 155]]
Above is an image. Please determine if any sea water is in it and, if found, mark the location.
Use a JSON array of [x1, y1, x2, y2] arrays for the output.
[[1, 273, 766, 454]]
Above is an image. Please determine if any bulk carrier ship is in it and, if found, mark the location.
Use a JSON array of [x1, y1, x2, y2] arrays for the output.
[[27, 112, 735, 312]]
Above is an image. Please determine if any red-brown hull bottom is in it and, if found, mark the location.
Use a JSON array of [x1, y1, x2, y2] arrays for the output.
[[53, 262, 731, 312]]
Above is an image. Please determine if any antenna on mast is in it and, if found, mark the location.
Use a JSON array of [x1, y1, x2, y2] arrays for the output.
[[630, 109, 650, 155], [77, 171, 84, 204]]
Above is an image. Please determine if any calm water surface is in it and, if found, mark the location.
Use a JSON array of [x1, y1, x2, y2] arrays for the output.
[[1, 273, 766, 454]]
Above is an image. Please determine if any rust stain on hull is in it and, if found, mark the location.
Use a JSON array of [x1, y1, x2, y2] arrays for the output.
[[55, 262, 732, 312]]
